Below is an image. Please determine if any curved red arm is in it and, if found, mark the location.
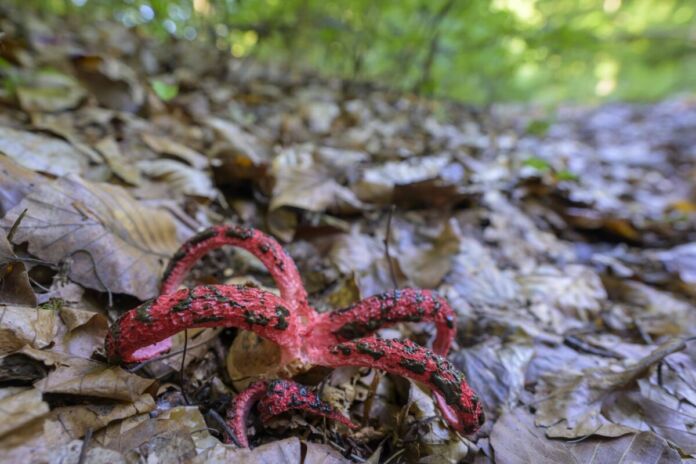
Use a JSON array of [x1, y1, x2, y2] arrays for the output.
[[225, 380, 358, 448], [311, 289, 456, 355], [312, 336, 483, 434], [105, 285, 300, 363], [141, 225, 312, 359], [161, 225, 310, 316]]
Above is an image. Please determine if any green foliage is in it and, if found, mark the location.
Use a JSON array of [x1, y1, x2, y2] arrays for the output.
[[9, 0, 696, 103], [150, 79, 179, 101]]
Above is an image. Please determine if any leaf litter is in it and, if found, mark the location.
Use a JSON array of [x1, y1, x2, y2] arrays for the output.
[[0, 7, 695, 463]]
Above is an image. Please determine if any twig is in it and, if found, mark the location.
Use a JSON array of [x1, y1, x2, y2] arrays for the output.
[[77, 428, 92, 464], [6, 208, 27, 243], [180, 329, 190, 405], [384, 205, 398, 289], [208, 409, 241, 448]]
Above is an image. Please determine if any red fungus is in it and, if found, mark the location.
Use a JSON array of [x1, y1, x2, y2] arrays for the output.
[[105, 225, 483, 446]]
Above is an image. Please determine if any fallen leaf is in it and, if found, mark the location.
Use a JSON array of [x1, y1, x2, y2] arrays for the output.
[[95, 137, 144, 186], [0, 156, 43, 216], [49, 393, 155, 440], [534, 339, 686, 439], [490, 407, 681, 464], [52, 440, 126, 464], [270, 147, 364, 214], [206, 117, 271, 181], [0, 126, 88, 176], [0, 234, 36, 306], [73, 54, 145, 112], [141, 133, 208, 169], [0, 305, 57, 355], [451, 338, 534, 423], [518, 264, 607, 327], [444, 237, 521, 311], [0, 174, 182, 300], [137, 158, 218, 199], [398, 219, 461, 288], [0, 387, 49, 438], [16, 69, 86, 112], [193, 437, 351, 464], [95, 406, 215, 454]]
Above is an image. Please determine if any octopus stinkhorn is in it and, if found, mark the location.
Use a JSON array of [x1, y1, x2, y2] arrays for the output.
[[105, 225, 483, 447]]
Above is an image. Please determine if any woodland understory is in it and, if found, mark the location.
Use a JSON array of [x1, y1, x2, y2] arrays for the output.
[[0, 7, 696, 464]]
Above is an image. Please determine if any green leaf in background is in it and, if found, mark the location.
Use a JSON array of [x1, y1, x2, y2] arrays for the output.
[[555, 169, 580, 182], [150, 79, 179, 102], [522, 157, 551, 172]]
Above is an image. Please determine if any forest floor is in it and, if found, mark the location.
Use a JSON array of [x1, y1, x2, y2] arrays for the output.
[[0, 8, 695, 464]]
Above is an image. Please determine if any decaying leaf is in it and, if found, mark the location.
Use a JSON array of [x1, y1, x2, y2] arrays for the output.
[[534, 338, 686, 439], [399, 219, 461, 288], [141, 133, 208, 169], [137, 158, 218, 199], [0, 126, 88, 176], [270, 147, 364, 214], [194, 437, 351, 464], [0, 387, 49, 438], [0, 305, 57, 355], [73, 54, 145, 112], [451, 338, 534, 423], [95, 136, 144, 186], [16, 69, 86, 113], [95, 406, 216, 455], [0, 233, 36, 306], [0, 174, 183, 300], [491, 407, 681, 464], [0, 156, 43, 216]]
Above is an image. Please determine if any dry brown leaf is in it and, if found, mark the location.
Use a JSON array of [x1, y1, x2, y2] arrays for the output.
[[49, 393, 155, 440], [518, 264, 607, 328], [444, 237, 521, 311], [398, 219, 461, 288], [141, 133, 208, 169], [16, 69, 86, 113], [52, 440, 126, 464], [451, 338, 534, 424], [95, 137, 144, 186], [534, 338, 686, 439], [0, 234, 36, 306], [0, 387, 49, 438], [491, 407, 681, 464], [137, 158, 217, 199], [206, 117, 271, 181], [0, 174, 182, 300], [0, 305, 57, 355], [0, 126, 88, 176], [95, 406, 216, 454], [0, 156, 44, 216], [34, 358, 154, 402], [56, 306, 109, 358], [193, 437, 351, 464], [73, 55, 145, 112], [270, 148, 364, 214]]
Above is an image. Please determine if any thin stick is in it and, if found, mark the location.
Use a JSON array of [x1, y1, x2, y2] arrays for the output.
[[208, 409, 241, 448], [77, 428, 92, 464], [384, 205, 398, 289], [180, 329, 190, 405]]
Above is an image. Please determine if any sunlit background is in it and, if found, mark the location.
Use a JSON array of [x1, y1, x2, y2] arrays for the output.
[[10, 0, 696, 104]]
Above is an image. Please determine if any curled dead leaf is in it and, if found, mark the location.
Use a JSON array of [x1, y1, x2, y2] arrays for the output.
[[0, 174, 183, 300]]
